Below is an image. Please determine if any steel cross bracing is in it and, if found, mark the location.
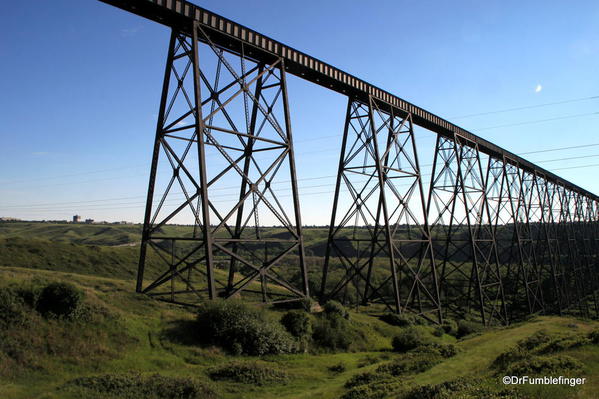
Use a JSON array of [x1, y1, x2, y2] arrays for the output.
[[137, 25, 309, 305], [97, 0, 599, 324], [321, 98, 442, 322]]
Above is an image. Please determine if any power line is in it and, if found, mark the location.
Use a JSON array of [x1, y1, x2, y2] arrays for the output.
[[474, 112, 599, 131], [450, 95, 599, 119], [7, 159, 599, 214], [520, 143, 599, 155]]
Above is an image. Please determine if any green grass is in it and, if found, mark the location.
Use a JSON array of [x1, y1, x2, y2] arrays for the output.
[[1, 266, 599, 399], [1, 221, 599, 398]]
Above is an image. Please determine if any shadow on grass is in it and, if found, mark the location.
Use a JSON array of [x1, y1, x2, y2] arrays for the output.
[[160, 319, 204, 346]]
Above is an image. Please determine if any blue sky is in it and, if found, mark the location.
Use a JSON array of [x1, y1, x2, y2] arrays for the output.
[[1, 0, 598, 224]]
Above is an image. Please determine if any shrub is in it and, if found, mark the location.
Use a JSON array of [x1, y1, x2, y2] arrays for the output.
[[357, 355, 380, 368], [312, 315, 354, 351], [380, 312, 412, 327], [391, 327, 430, 352], [36, 282, 84, 319], [344, 372, 384, 388], [281, 310, 312, 338], [196, 300, 295, 356], [506, 355, 583, 376], [340, 379, 399, 399], [517, 329, 552, 350], [588, 329, 599, 344], [540, 336, 590, 354], [493, 346, 529, 371], [457, 320, 482, 338], [323, 300, 349, 319], [0, 287, 30, 328], [376, 355, 440, 376], [328, 362, 346, 373], [207, 361, 288, 385], [432, 326, 444, 337], [65, 373, 215, 399], [441, 319, 458, 336], [403, 377, 522, 399], [413, 343, 457, 358]]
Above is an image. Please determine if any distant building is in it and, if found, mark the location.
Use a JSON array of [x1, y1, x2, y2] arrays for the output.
[[73, 215, 81, 223], [84, 218, 94, 224]]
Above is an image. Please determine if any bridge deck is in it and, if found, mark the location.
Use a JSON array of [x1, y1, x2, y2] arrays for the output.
[[99, 0, 598, 201]]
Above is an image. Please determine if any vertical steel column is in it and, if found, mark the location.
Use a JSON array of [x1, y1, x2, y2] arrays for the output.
[[367, 96, 400, 313], [320, 99, 353, 301], [191, 21, 216, 299], [138, 30, 178, 293], [280, 59, 310, 298]]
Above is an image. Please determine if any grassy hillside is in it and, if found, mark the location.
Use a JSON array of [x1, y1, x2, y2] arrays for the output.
[[0, 222, 142, 246], [1, 266, 599, 399]]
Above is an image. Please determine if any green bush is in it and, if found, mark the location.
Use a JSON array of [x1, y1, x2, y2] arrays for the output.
[[432, 326, 444, 337], [207, 361, 288, 385], [357, 355, 381, 368], [588, 328, 599, 344], [65, 373, 215, 399], [540, 336, 590, 354], [492, 346, 529, 371], [340, 379, 399, 399], [196, 300, 295, 356], [281, 310, 312, 338], [312, 314, 354, 351], [441, 319, 458, 336], [323, 300, 349, 319], [328, 362, 346, 373], [344, 372, 384, 388], [380, 312, 412, 327], [403, 377, 522, 399], [505, 355, 583, 376], [456, 320, 482, 338], [0, 287, 30, 328], [36, 282, 84, 319], [517, 329, 552, 350], [376, 355, 440, 376], [391, 327, 431, 352]]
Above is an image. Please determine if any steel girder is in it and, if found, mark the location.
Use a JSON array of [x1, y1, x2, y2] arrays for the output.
[[321, 97, 442, 322], [137, 24, 309, 305]]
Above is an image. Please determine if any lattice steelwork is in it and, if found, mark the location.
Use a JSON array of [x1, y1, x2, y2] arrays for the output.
[[137, 24, 309, 305], [427, 135, 507, 325], [321, 98, 441, 322], [98, 0, 599, 324]]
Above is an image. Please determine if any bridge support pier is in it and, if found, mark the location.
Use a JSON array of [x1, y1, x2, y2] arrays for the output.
[[321, 97, 442, 323], [428, 135, 508, 326], [136, 24, 309, 305]]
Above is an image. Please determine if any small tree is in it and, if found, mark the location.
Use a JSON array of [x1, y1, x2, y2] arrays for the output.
[[391, 327, 431, 352], [36, 282, 84, 319], [281, 310, 312, 338]]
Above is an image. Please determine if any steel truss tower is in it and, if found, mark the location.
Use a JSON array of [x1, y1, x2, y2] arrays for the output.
[[427, 135, 507, 326], [321, 97, 442, 323], [99, 0, 599, 324], [137, 24, 309, 305]]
